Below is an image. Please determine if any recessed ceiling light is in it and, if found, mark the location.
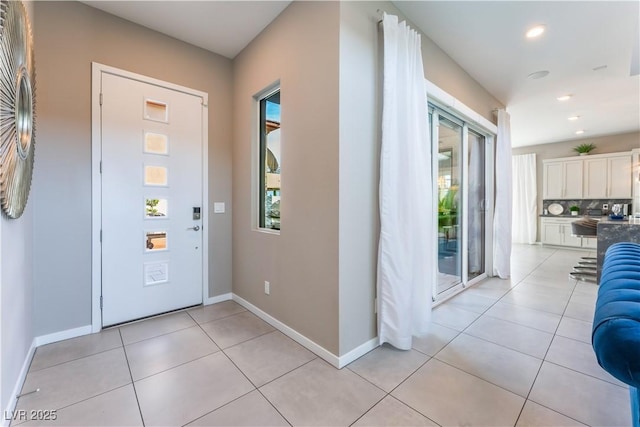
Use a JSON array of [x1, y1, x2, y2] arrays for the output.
[[576, 130, 585, 135], [557, 95, 572, 101], [526, 25, 546, 38], [528, 70, 550, 79], [568, 116, 580, 121]]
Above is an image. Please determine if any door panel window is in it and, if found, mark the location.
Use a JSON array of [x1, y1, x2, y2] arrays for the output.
[[144, 261, 169, 286], [145, 231, 167, 251], [144, 132, 168, 155], [144, 99, 168, 123], [144, 165, 168, 186], [145, 198, 168, 218]]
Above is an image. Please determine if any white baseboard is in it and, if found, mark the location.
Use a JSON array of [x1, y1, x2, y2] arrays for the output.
[[231, 294, 378, 369], [2, 338, 36, 427], [204, 293, 232, 306], [232, 294, 342, 368], [3, 324, 100, 426], [34, 325, 93, 347], [337, 337, 379, 368]]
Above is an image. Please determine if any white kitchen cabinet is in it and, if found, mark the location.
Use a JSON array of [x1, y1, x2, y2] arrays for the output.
[[582, 236, 597, 249], [583, 158, 608, 198], [541, 219, 564, 245], [583, 154, 632, 199], [543, 162, 564, 199], [543, 160, 583, 199], [607, 155, 632, 198], [540, 217, 591, 248]]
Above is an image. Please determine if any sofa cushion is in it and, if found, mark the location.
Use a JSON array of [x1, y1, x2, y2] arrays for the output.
[[592, 242, 640, 388]]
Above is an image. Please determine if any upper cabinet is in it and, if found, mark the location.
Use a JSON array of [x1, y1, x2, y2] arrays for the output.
[[584, 153, 632, 199], [543, 152, 632, 200], [543, 159, 583, 199], [607, 155, 632, 198], [583, 158, 608, 198]]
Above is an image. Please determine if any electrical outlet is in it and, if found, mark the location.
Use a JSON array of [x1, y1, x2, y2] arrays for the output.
[[264, 281, 270, 295], [603, 203, 609, 211]]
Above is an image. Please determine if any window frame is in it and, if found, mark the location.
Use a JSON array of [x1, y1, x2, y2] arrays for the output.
[[253, 82, 281, 233]]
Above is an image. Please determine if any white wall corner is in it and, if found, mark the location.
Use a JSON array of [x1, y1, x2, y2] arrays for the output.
[[204, 293, 232, 306], [337, 337, 379, 369], [2, 338, 36, 427], [34, 325, 93, 348]]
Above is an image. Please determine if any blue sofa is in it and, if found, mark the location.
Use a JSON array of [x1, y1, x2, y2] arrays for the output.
[[592, 242, 640, 427]]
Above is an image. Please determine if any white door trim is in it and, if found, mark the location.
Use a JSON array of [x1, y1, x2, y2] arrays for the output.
[[91, 62, 209, 332]]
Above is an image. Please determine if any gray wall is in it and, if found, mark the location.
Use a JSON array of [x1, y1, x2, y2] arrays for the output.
[[513, 131, 640, 241], [232, 0, 503, 358], [0, 208, 33, 414], [32, 2, 233, 336], [1, 0, 35, 415], [232, 2, 341, 355]]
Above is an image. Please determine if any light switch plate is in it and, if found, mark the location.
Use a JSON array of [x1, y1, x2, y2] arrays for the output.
[[214, 202, 225, 214]]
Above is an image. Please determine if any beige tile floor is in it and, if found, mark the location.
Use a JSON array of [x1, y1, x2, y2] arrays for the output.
[[12, 245, 630, 426]]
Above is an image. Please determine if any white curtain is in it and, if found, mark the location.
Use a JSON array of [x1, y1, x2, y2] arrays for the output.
[[512, 154, 537, 244], [493, 109, 512, 278], [377, 13, 433, 350]]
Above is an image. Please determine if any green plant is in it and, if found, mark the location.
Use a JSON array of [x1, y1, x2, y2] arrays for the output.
[[569, 205, 580, 212], [573, 143, 595, 154], [146, 198, 160, 216], [438, 187, 458, 215]]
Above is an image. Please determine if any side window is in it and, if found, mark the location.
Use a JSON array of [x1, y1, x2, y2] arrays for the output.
[[259, 89, 281, 230]]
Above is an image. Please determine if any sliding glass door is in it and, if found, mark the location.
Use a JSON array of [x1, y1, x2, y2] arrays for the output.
[[436, 117, 463, 294], [467, 130, 486, 281], [431, 107, 492, 300]]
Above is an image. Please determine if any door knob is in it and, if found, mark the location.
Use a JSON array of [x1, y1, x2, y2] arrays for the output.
[[187, 225, 200, 231]]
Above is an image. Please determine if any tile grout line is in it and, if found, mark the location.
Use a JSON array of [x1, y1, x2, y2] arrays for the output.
[[118, 328, 147, 427], [514, 248, 588, 426], [435, 248, 593, 426], [347, 352, 443, 426], [185, 305, 295, 425], [26, 337, 123, 374]]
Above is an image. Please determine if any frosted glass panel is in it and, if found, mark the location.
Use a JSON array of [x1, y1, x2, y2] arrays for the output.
[[144, 99, 168, 122], [144, 261, 169, 286], [144, 132, 168, 155], [145, 198, 168, 218], [144, 165, 168, 186], [146, 231, 167, 251]]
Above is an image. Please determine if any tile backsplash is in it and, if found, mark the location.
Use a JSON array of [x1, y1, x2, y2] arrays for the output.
[[542, 199, 632, 215]]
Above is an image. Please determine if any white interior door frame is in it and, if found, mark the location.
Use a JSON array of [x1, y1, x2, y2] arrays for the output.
[[91, 62, 209, 332]]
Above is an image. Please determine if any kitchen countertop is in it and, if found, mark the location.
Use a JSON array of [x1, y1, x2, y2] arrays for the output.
[[539, 214, 606, 219], [598, 217, 640, 225], [596, 218, 640, 281]]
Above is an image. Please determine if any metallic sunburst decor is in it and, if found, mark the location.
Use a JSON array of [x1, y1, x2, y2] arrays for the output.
[[0, 0, 36, 219]]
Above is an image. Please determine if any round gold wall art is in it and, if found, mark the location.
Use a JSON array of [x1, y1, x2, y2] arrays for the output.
[[0, 0, 36, 219]]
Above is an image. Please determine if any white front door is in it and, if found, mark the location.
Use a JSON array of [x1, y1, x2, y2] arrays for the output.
[[100, 71, 205, 326]]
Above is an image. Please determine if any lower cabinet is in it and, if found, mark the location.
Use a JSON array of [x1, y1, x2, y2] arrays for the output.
[[582, 236, 597, 249], [541, 217, 595, 248]]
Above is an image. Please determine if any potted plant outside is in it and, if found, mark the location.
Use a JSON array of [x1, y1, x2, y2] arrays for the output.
[[569, 205, 580, 216], [573, 143, 596, 156]]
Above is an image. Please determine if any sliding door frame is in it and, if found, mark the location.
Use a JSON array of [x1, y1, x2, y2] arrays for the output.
[[429, 103, 496, 303]]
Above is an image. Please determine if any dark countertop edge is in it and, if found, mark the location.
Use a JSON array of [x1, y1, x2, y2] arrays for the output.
[[539, 214, 606, 218]]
